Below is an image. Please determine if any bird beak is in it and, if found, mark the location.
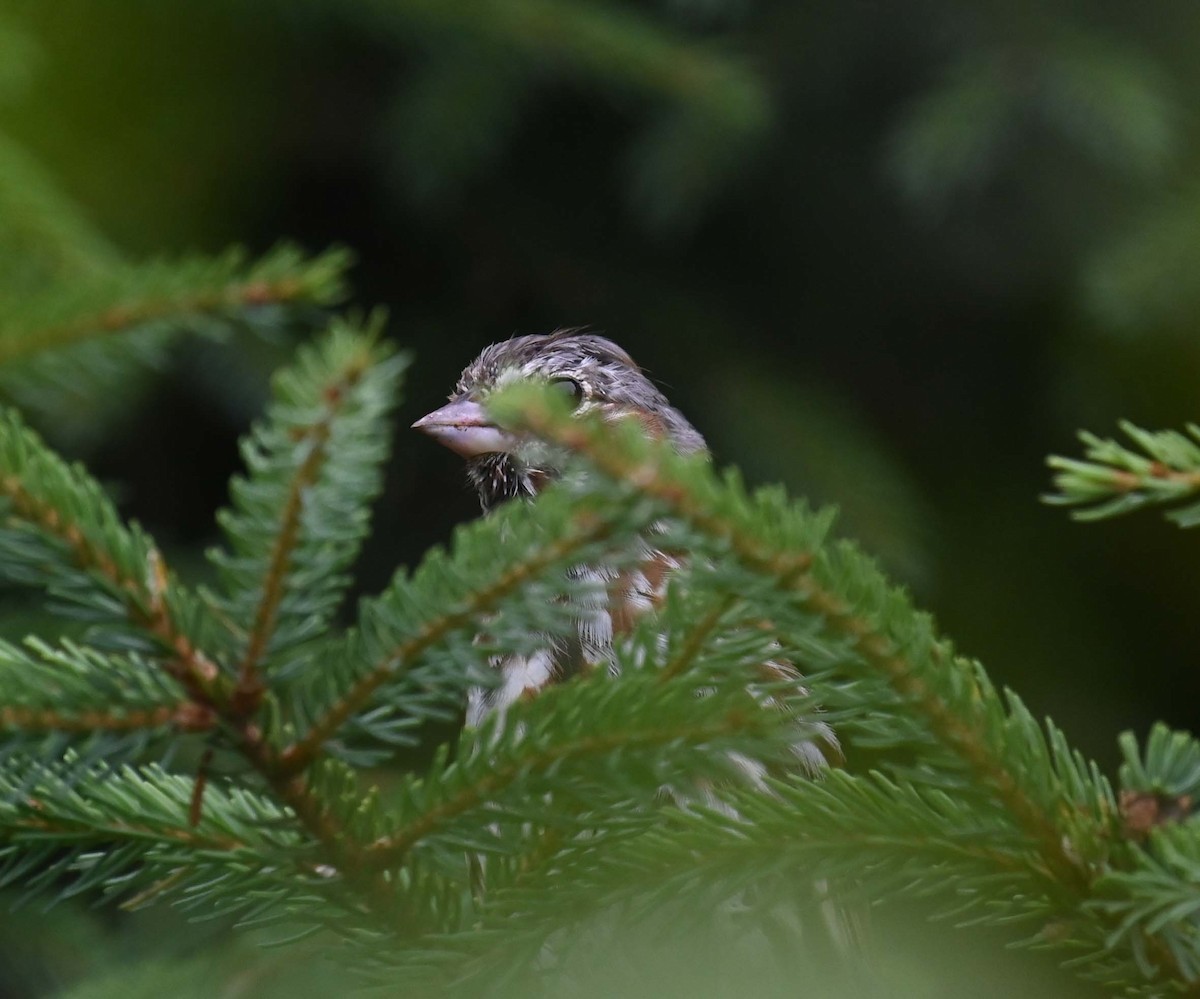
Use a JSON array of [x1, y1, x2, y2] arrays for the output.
[[412, 398, 514, 457]]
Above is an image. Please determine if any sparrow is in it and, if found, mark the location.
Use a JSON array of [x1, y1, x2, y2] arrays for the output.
[[413, 330, 837, 774], [414, 332, 706, 512]]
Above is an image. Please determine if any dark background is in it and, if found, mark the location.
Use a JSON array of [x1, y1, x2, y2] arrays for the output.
[[2, 0, 1198, 806]]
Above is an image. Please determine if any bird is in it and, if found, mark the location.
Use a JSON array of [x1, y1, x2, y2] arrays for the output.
[[412, 330, 837, 772], [413, 332, 860, 975]]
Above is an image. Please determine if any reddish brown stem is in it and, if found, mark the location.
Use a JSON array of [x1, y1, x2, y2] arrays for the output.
[[0, 703, 199, 733]]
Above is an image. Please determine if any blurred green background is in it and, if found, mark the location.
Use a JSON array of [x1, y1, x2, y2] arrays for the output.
[[0, 2, 1198, 992]]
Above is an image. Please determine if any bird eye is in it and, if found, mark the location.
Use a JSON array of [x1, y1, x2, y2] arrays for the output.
[[550, 377, 584, 409]]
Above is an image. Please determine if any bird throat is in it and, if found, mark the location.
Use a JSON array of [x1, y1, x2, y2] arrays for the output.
[[465, 453, 553, 513]]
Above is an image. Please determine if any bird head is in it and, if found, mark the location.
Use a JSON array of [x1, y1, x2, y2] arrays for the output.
[[414, 331, 706, 511]]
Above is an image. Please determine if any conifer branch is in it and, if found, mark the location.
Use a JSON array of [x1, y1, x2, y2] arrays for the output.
[[0, 244, 350, 367], [237, 421, 332, 687], [0, 469, 221, 703], [265, 773, 348, 860], [235, 330, 384, 689], [2, 325, 1195, 994], [0, 759, 332, 920], [5, 813, 248, 854], [398, 769, 1054, 986], [368, 714, 738, 864], [502, 391, 1098, 894], [1046, 421, 1200, 525], [658, 592, 739, 683], [0, 640, 213, 744], [0, 758, 304, 853], [212, 318, 404, 690], [0, 408, 358, 862]]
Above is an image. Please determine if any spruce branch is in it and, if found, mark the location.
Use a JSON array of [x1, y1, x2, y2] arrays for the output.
[[1092, 725, 1200, 992], [210, 314, 406, 693], [1120, 724, 1200, 811], [411, 769, 1055, 986], [497, 387, 1106, 895], [0, 638, 207, 739], [1046, 421, 1200, 525], [1093, 822, 1200, 987], [0, 758, 339, 922], [0, 704, 184, 733], [0, 364, 374, 865], [657, 591, 743, 683], [0, 410, 226, 702], [0, 243, 350, 368]]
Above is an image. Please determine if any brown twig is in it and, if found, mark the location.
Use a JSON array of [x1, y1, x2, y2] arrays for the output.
[[0, 703, 198, 733]]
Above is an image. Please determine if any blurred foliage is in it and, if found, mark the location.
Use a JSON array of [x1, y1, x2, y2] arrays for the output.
[[0, 0, 1196, 994], [330, 0, 773, 232], [887, 33, 1177, 212], [5, 897, 1096, 999]]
